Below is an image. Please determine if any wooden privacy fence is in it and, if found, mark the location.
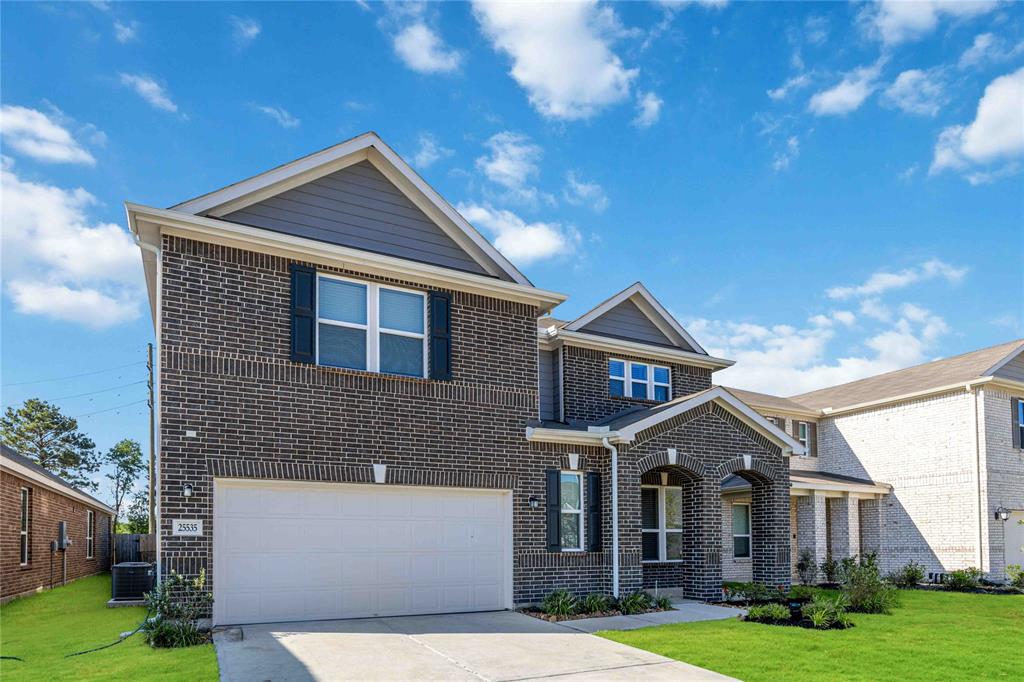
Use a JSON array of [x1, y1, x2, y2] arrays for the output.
[[113, 533, 156, 563]]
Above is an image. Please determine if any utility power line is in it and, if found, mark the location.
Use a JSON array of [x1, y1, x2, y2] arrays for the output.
[[49, 381, 147, 401], [2, 361, 146, 387], [72, 400, 148, 419]]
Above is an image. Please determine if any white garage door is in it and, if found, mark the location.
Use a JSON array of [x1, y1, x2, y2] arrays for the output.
[[1006, 511, 1024, 573], [213, 479, 512, 625]]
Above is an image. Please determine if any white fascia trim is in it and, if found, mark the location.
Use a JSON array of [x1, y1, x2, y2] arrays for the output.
[[615, 386, 806, 454], [0, 456, 115, 514], [563, 283, 709, 356], [525, 426, 609, 446], [167, 132, 531, 287], [126, 203, 566, 315], [552, 329, 733, 370], [983, 343, 1024, 377]]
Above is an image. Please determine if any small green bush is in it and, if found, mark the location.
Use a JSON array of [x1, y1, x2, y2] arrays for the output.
[[745, 602, 790, 624], [618, 591, 653, 615], [580, 593, 612, 614], [888, 561, 926, 588], [727, 581, 777, 603], [842, 563, 898, 614], [142, 569, 213, 648], [653, 594, 673, 610], [820, 557, 839, 583], [945, 567, 983, 592], [837, 557, 858, 584], [1006, 565, 1024, 590], [796, 549, 819, 586], [801, 594, 853, 630], [787, 585, 817, 601], [541, 589, 578, 617]]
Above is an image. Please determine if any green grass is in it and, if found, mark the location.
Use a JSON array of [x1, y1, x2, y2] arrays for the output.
[[0, 574, 218, 682], [600, 590, 1024, 681]]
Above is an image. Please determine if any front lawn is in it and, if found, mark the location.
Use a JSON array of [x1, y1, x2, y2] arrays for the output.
[[0, 574, 218, 682], [600, 590, 1023, 681]]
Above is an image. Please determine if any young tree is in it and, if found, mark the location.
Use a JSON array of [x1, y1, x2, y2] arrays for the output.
[[121, 489, 150, 534], [106, 439, 145, 528], [1, 398, 98, 490]]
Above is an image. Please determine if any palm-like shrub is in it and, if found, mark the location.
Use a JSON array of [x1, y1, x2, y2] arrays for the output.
[[617, 591, 653, 615], [745, 603, 790, 624], [541, 589, 578, 617]]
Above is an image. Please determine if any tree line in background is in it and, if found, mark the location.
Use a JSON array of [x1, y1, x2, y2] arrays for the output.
[[1, 398, 149, 533]]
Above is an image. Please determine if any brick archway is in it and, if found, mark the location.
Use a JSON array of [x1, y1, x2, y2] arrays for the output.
[[714, 454, 778, 483], [637, 451, 705, 480]]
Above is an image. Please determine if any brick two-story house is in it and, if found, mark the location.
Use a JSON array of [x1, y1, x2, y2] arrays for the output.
[[127, 132, 804, 626]]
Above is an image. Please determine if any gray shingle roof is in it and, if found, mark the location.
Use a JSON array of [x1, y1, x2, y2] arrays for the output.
[[720, 387, 816, 415], [1, 443, 112, 511]]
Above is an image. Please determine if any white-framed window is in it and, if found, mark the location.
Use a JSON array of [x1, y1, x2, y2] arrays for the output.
[[86, 510, 95, 559], [560, 471, 584, 551], [317, 274, 427, 378], [641, 485, 684, 562], [797, 421, 809, 453], [19, 488, 29, 565], [608, 359, 671, 402], [732, 503, 751, 559]]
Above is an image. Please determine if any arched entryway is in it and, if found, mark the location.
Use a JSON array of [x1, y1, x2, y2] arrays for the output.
[[717, 457, 790, 588]]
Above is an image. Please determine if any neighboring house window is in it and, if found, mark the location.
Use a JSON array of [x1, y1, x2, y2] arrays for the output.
[[1016, 399, 1024, 448], [19, 488, 29, 565], [87, 510, 95, 559], [641, 485, 684, 562], [608, 359, 671, 401], [317, 275, 426, 378], [732, 503, 751, 559], [560, 472, 583, 551], [797, 422, 809, 451]]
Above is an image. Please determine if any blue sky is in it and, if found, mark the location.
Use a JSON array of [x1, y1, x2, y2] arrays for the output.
[[1, 1, 1022, 497]]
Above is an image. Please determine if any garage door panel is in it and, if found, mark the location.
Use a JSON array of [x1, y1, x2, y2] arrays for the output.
[[214, 481, 510, 625]]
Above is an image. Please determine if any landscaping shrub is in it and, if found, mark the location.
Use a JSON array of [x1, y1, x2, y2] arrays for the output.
[[837, 557, 859, 584], [745, 602, 790, 624], [541, 589, 578, 617], [820, 557, 839, 583], [944, 568, 983, 592], [787, 585, 818, 602], [888, 561, 926, 588], [801, 594, 853, 630], [796, 549, 819, 586], [617, 591, 653, 615], [1007, 565, 1024, 590], [142, 569, 213, 648], [581, 593, 612, 614], [727, 581, 777, 603], [653, 594, 673, 610], [842, 563, 898, 614]]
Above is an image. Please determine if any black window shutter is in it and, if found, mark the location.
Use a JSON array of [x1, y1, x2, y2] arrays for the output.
[[586, 471, 601, 552], [1013, 398, 1022, 450], [289, 263, 316, 364], [545, 469, 561, 552], [808, 422, 817, 457], [429, 291, 452, 380]]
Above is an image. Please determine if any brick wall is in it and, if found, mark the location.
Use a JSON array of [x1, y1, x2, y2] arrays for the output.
[[560, 344, 711, 424], [1, 471, 111, 601]]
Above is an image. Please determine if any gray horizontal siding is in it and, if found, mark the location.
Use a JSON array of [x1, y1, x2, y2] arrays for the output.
[[223, 160, 491, 276], [580, 299, 688, 349], [995, 352, 1024, 383]]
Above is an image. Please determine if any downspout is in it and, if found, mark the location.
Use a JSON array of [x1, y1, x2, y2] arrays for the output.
[[601, 437, 620, 598], [136, 235, 162, 582]]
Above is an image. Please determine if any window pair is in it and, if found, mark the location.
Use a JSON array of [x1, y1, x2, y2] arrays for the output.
[[609, 359, 671, 401], [317, 275, 427, 378]]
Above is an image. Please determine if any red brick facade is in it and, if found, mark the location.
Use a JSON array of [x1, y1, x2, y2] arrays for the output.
[[1, 471, 111, 601]]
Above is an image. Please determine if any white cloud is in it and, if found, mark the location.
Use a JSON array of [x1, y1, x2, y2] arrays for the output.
[[898, 163, 920, 181], [411, 132, 454, 168], [860, 298, 893, 322], [563, 171, 609, 212], [633, 91, 663, 128], [826, 259, 968, 300], [771, 136, 800, 171], [808, 61, 884, 116], [229, 15, 261, 48], [0, 105, 96, 165], [1, 162, 143, 328], [930, 67, 1024, 179], [475, 131, 548, 204], [472, 0, 638, 120], [113, 19, 139, 43], [393, 23, 462, 74], [118, 73, 179, 113], [864, 0, 999, 46], [456, 203, 580, 266], [804, 14, 829, 45], [882, 68, 945, 116], [254, 104, 300, 129], [767, 74, 811, 101], [958, 32, 1024, 69]]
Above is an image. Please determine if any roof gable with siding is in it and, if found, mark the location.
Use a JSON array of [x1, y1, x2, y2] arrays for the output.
[[578, 298, 676, 347]]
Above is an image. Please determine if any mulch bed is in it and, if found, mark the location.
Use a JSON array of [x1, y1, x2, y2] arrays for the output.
[[518, 606, 673, 623]]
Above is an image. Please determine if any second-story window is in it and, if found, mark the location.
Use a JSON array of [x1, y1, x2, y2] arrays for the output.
[[608, 359, 671, 401], [797, 422, 809, 452], [317, 275, 426, 378]]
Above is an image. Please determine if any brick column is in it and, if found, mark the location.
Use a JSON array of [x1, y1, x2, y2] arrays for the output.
[[829, 496, 860, 560], [859, 497, 885, 563], [752, 477, 792, 589], [682, 478, 722, 600], [796, 494, 828, 566]]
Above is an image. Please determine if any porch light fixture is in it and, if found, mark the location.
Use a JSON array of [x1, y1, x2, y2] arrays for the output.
[[995, 506, 1010, 521], [182, 483, 194, 498], [529, 496, 539, 509]]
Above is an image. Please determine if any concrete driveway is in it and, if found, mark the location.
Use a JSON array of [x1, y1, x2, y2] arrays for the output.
[[213, 610, 734, 681]]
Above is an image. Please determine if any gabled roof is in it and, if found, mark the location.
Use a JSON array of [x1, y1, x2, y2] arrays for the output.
[[791, 339, 1024, 412], [563, 283, 709, 355], [722, 387, 818, 417], [1, 444, 114, 513], [169, 131, 530, 286]]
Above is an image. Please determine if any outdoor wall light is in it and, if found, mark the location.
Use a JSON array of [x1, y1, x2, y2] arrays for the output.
[[995, 506, 1010, 521], [182, 483, 194, 497], [529, 496, 539, 509]]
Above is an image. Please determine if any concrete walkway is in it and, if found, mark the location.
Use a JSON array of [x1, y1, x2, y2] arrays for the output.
[[214, 609, 737, 681], [557, 599, 743, 633]]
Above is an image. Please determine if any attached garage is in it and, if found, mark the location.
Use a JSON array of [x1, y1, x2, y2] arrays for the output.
[[212, 479, 512, 625]]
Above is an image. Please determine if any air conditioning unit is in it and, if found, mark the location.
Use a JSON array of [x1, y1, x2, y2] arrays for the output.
[[111, 562, 155, 601]]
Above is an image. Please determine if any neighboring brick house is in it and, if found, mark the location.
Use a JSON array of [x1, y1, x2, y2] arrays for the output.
[[1, 445, 113, 602], [729, 339, 1024, 583], [127, 133, 804, 626]]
